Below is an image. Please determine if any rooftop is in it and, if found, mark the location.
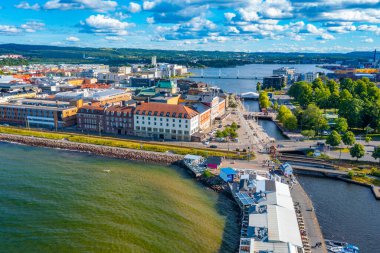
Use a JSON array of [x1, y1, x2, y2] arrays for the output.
[[135, 102, 198, 119]]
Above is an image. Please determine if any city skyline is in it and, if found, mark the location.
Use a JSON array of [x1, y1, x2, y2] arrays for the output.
[[0, 0, 379, 52]]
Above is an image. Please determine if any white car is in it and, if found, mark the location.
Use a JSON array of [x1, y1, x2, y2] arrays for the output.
[[203, 141, 210, 145]]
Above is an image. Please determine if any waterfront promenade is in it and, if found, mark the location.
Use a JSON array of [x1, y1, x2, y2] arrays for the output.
[[291, 183, 327, 253]]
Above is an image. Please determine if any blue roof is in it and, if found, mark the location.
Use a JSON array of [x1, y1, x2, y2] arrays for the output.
[[221, 167, 237, 175]]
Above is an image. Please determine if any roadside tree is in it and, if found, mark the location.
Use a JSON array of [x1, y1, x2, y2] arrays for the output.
[[342, 131, 355, 147], [350, 143, 365, 161], [326, 130, 341, 148], [334, 117, 348, 133], [372, 146, 380, 163]]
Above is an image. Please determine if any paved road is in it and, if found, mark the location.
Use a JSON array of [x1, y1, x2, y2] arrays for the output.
[[276, 139, 379, 162], [291, 183, 328, 253]]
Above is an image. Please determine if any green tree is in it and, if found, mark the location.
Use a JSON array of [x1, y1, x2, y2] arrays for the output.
[[272, 101, 279, 111], [256, 82, 261, 92], [365, 136, 372, 143], [283, 115, 298, 130], [259, 91, 270, 109], [326, 130, 341, 147], [301, 104, 329, 133], [215, 130, 223, 138], [288, 81, 313, 107], [342, 131, 356, 147], [372, 146, 380, 163], [230, 131, 238, 139], [334, 117, 348, 133], [301, 130, 316, 139], [277, 105, 292, 122], [350, 143, 365, 161], [347, 171, 354, 179], [231, 122, 238, 130], [338, 98, 363, 128]]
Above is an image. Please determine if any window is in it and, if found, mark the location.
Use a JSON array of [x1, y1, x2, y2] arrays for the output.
[[166, 123, 169, 127], [172, 119, 175, 122], [172, 124, 175, 127], [172, 130, 176, 133]]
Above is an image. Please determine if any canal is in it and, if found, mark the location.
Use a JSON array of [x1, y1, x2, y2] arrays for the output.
[[243, 100, 288, 141]]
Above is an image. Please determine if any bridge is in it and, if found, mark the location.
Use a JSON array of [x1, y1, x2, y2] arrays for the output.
[[191, 76, 261, 80], [243, 112, 277, 120], [191, 69, 263, 80]]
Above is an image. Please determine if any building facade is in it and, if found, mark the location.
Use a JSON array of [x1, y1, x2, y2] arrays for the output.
[[134, 102, 199, 141], [262, 75, 287, 90], [104, 106, 134, 135]]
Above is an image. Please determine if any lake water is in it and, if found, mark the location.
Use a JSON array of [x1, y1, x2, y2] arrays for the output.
[[0, 143, 240, 253], [298, 176, 380, 253], [189, 64, 329, 93]]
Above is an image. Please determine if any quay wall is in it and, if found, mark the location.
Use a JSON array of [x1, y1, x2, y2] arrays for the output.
[[0, 133, 184, 165]]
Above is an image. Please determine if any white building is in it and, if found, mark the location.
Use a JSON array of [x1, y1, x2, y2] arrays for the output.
[[301, 72, 319, 83], [134, 102, 199, 141]]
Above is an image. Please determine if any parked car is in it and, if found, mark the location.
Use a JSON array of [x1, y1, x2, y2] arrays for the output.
[[210, 145, 218, 148], [203, 141, 210, 145]]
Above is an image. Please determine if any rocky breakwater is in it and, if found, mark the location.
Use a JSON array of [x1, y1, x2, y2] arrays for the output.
[[0, 134, 184, 165]]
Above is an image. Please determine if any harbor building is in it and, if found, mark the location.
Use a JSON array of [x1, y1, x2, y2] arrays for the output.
[[273, 67, 296, 84], [300, 72, 319, 83], [0, 99, 79, 128], [262, 75, 287, 90], [133, 102, 199, 141], [226, 170, 304, 253]]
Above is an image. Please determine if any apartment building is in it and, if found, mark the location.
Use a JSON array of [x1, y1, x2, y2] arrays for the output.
[[134, 102, 199, 141], [104, 106, 134, 135], [77, 104, 106, 133], [0, 99, 78, 128]]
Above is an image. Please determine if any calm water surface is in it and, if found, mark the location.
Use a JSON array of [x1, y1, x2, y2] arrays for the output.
[[0, 143, 240, 253], [189, 64, 330, 93], [298, 176, 380, 253]]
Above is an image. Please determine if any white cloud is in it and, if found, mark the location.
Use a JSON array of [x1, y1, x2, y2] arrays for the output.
[[44, 0, 117, 12], [357, 24, 380, 35], [20, 21, 45, 32], [224, 12, 236, 21], [238, 8, 259, 22], [363, 38, 374, 43], [15, 1, 40, 10], [146, 17, 155, 24], [228, 26, 240, 34], [305, 24, 335, 40], [105, 36, 126, 41], [128, 2, 141, 13], [0, 25, 21, 34], [143, 1, 156, 10], [319, 9, 380, 23], [66, 36, 80, 42], [81, 14, 134, 36]]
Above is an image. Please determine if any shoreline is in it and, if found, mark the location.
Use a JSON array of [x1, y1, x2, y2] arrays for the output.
[[0, 133, 183, 165]]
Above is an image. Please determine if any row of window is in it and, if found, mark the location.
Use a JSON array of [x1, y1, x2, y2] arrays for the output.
[[135, 110, 188, 118], [136, 121, 185, 128], [135, 126, 189, 135], [136, 116, 187, 123]]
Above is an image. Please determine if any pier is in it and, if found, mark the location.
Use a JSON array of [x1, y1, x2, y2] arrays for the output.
[[243, 112, 277, 120], [191, 76, 261, 80]]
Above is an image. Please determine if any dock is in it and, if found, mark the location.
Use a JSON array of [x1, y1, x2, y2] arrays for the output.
[[372, 186, 380, 200], [291, 183, 328, 253]]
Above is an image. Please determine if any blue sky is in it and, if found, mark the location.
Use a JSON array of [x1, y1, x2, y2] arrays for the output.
[[0, 0, 379, 52]]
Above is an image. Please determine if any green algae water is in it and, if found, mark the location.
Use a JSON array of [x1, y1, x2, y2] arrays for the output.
[[0, 142, 239, 253]]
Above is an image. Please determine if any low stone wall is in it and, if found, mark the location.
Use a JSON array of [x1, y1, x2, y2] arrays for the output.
[[0, 133, 184, 165]]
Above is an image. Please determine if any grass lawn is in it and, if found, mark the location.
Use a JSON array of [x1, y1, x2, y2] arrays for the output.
[[0, 126, 250, 159], [351, 176, 380, 187]]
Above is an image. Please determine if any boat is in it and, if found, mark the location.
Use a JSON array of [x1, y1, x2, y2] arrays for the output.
[[325, 239, 360, 253]]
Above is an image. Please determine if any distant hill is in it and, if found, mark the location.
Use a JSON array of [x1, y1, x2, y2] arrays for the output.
[[0, 43, 376, 67]]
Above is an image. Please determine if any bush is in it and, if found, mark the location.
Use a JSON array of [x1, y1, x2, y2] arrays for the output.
[[347, 171, 354, 179]]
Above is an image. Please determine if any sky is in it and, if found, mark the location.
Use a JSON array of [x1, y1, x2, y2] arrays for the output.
[[0, 0, 379, 52]]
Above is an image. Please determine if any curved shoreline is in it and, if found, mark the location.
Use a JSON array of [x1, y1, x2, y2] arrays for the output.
[[0, 133, 184, 165]]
